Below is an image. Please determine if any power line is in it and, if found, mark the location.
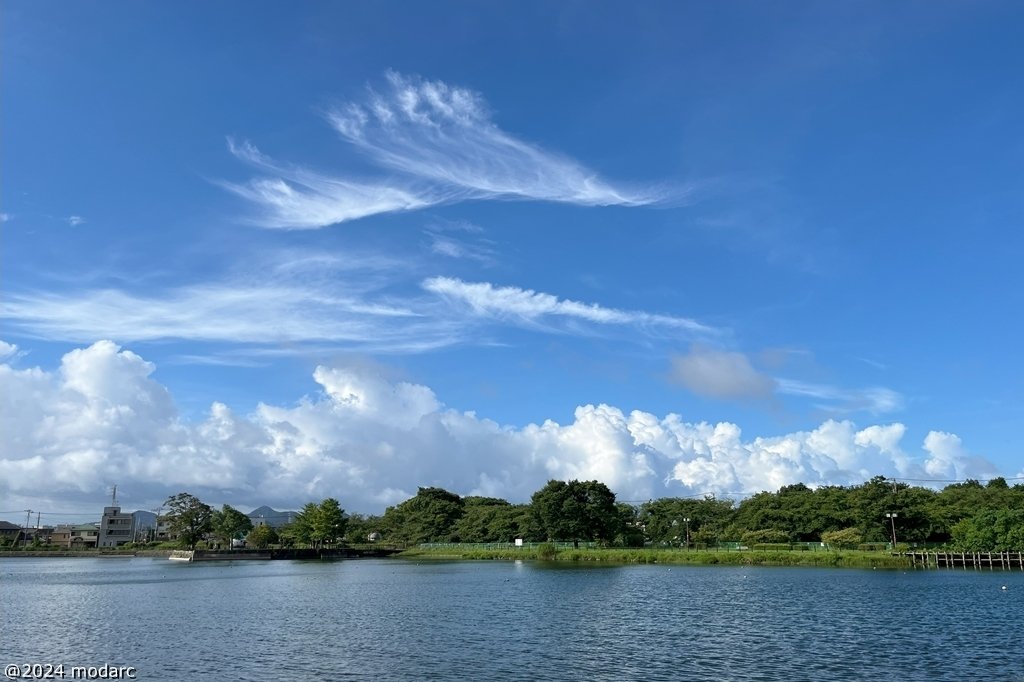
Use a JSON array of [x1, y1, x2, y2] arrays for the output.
[[887, 476, 1024, 484]]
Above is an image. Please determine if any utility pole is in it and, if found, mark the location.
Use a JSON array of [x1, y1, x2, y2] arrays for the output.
[[885, 512, 898, 549], [23, 509, 32, 546]]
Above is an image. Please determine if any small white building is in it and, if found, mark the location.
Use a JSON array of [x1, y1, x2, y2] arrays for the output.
[[98, 506, 134, 548]]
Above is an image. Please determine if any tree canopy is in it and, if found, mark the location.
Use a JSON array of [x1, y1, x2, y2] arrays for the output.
[[212, 504, 253, 548], [164, 492, 214, 550], [531, 480, 619, 546], [289, 498, 347, 548]]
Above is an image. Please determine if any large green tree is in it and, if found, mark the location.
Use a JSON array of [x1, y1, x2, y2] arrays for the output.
[[531, 480, 618, 547], [292, 498, 348, 548], [453, 497, 513, 543], [246, 524, 278, 549], [164, 492, 214, 550], [951, 509, 1024, 551], [382, 487, 465, 544], [211, 504, 253, 549]]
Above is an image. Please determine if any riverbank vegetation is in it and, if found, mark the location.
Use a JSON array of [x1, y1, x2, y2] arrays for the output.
[[399, 544, 910, 568]]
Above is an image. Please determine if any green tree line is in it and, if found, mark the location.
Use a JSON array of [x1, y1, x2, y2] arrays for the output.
[[161, 475, 1024, 550]]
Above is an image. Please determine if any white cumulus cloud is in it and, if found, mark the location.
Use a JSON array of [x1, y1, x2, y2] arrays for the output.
[[0, 341, 1004, 517]]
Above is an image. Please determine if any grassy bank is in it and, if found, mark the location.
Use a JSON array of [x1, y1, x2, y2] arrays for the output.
[[399, 546, 910, 569]]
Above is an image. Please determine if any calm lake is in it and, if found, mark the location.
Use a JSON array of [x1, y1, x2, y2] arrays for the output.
[[1, 557, 1020, 681]]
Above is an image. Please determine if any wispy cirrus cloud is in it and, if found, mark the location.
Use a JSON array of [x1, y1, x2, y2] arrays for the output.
[[1, 285, 443, 350], [776, 378, 904, 415], [422, 276, 714, 335], [327, 71, 671, 207], [222, 139, 445, 229], [423, 219, 497, 265], [4, 255, 716, 355], [0, 251, 461, 353], [226, 72, 679, 228]]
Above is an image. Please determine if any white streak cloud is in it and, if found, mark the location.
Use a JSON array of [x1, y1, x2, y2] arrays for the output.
[[423, 276, 713, 334], [777, 378, 904, 415]]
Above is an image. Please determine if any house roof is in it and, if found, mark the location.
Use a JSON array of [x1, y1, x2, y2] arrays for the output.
[[0, 521, 22, 531]]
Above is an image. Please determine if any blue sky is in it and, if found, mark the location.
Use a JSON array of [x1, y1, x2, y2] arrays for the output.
[[3, 2, 1023, 521]]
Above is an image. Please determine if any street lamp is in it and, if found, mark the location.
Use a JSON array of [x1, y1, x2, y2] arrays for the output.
[[683, 517, 691, 550], [885, 513, 898, 549]]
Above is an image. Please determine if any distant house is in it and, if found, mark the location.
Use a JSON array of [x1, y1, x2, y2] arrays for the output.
[[0, 521, 24, 544], [155, 515, 176, 542], [98, 506, 134, 548], [50, 525, 73, 547], [68, 524, 100, 548], [29, 526, 55, 544]]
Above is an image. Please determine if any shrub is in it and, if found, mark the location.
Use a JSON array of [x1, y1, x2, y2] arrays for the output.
[[741, 529, 790, 546], [821, 528, 864, 550], [537, 543, 558, 560]]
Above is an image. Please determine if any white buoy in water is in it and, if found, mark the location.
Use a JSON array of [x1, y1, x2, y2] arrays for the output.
[[1002, 585, 1008, 591]]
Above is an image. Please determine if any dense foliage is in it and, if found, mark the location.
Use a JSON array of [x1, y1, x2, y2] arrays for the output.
[[164, 492, 214, 550], [211, 504, 253, 548], [165, 475, 1023, 550], [367, 475, 1024, 550], [283, 498, 347, 548]]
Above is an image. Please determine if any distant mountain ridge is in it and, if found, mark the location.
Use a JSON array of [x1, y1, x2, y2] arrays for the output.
[[247, 505, 298, 528], [132, 510, 157, 528]]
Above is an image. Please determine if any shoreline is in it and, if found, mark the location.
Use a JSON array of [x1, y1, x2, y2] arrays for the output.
[[398, 546, 914, 569]]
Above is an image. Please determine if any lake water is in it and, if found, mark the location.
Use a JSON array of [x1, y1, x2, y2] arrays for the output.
[[1, 558, 1021, 681]]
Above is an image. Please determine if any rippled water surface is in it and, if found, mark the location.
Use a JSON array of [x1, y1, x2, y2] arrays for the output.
[[2, 558, 1021, 681]]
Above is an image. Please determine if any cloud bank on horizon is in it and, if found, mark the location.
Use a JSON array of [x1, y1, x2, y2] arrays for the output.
[[225, 71, 678, 228], [0, 340, 1006, 517]]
